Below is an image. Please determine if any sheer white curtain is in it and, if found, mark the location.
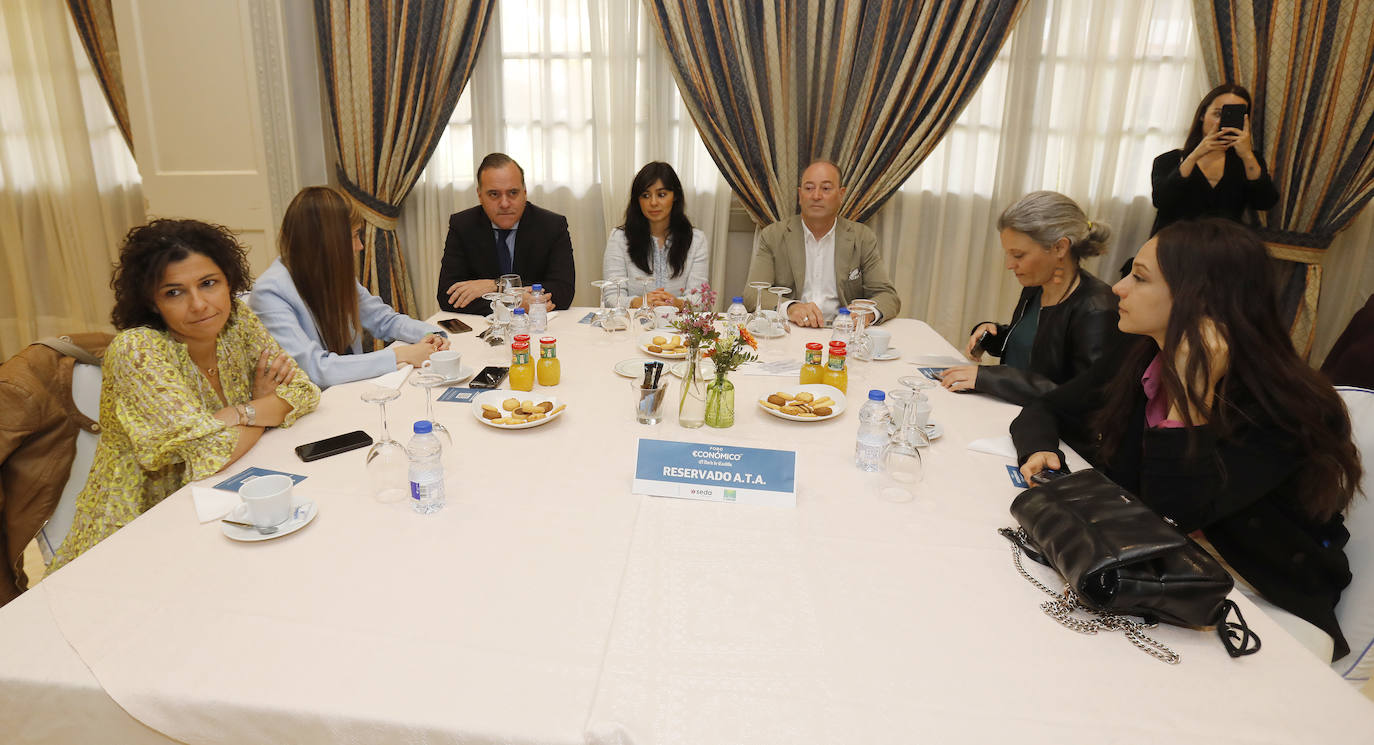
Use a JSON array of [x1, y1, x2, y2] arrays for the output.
[[0, 0, 143, 359], [867, 0, 1205, 345], [397, 0, 731, 319]]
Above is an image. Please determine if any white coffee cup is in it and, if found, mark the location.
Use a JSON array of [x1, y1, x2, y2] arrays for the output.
[[914, 399, 932, 430], [653, 305, 680, 327], [239, 474, 295, 528], [868, 328, 892, 356], [422, 349, 463, 378]]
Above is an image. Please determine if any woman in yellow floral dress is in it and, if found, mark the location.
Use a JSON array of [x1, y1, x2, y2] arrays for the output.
[[51, 220, 321, 569]]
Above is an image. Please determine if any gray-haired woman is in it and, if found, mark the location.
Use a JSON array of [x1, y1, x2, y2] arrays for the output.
[[940, 191, 1123, 406]]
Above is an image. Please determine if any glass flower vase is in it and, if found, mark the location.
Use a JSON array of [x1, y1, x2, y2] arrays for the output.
[[678, 345, 706, 428], [704, 376, 735, 428]]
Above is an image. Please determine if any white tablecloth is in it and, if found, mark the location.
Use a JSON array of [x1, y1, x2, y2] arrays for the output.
[[1, 312, 1370, 744]]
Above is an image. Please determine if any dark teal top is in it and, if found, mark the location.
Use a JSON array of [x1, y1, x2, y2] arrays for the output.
[[1001, 294, 1040, 370]]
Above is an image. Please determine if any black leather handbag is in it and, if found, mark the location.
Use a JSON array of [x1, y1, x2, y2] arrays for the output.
[[999, 469, 1260, 663]]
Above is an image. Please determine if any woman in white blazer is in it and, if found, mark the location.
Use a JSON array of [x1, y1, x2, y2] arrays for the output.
[[601, 161, 709, 308], [249, 187, 447, 388]]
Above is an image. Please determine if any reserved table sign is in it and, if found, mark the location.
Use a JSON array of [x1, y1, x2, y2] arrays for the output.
[[633, 438, 797, 507]]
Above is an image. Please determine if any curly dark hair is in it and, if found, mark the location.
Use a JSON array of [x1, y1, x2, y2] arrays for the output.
[[109, 219, 252, 331]]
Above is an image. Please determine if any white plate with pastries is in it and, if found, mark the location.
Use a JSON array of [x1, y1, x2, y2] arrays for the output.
[[638, 331, 689, 359], [471, 390, 567, 429], [757, 384, 847, 422]]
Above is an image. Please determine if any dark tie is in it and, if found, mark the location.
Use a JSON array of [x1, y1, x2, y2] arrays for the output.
[[496, 228, 514, 275]]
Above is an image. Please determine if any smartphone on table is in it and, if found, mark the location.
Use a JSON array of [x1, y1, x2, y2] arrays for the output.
[[295, 430, 373, 462], [438, 317, 472, 334], [469, 365, 509, 389]]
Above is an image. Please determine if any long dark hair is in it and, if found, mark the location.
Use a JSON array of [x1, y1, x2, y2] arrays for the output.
[[1183, 83, 1253, 154], [110, 219, 251, 331], [1095, 219, 1359, 522], [621, 161, 694, 277], [278, 187, 360, 354]]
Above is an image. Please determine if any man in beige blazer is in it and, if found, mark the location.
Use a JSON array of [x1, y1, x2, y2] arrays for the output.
[[745, 160, 900, 327]]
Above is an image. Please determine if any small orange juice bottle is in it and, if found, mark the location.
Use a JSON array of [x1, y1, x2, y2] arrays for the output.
[[537, 337, 560, 386], [799, 342, 824, 384], [821, 343, 847, 394], [509, 341, 535, 391]]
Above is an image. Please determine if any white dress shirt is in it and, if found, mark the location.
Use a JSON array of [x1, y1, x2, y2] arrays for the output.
[[782, 220, 840, 321]]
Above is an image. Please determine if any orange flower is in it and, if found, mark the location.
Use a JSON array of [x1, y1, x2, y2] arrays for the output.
[[703, 347, 717, 359], [738, 326, 757, 349]]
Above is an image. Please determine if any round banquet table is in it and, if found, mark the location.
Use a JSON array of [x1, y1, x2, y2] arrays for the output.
[[0, 308, 1371, 745]]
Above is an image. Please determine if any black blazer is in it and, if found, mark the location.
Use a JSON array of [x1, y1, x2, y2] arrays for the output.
[[1010, 341, 1353, 660], [971, 271, 1123, 406], [436, 202, 576, 314]]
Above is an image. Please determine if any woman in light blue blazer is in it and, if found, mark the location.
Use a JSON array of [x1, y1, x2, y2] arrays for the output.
[[249, 187, 448, 388]]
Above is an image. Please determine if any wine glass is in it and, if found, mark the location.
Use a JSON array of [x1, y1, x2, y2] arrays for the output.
[[745, 280, 772, 334], [482, 291, 509, 343], [409, 371, 453, 447], [360, 386, 407, 503], [630, 278, 657, 332], [499, 274, 522, 294], [849, 301, 877, 361], [590, 279, 614, 327], [768, 286, 792, 334]]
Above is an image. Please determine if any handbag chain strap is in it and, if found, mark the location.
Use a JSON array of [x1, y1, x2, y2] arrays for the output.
[[1008, 528, 1181, 665]]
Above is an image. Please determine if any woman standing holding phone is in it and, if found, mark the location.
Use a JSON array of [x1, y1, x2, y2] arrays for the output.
[[1148, 84, 1278, 237]]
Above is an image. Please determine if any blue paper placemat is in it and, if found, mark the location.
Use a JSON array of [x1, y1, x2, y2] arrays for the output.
[[214, 467, 308, 492], [437, 387, 483, 403]]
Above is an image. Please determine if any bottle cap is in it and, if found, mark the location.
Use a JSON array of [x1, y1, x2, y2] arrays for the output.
[[837, 308, 851, 315], [513, 307, 527, 315], [512, 341, 530, 350], [868, 390, 885, 401], [829, 340, 847, 348], [805, 342, 823, 350], [732, 296, 743, 303], [413, 420, 433, 434], [513, 334, 530, 343], [540, 336, 556, 345], [532, 283, 543, 291], [830, 347, 846, 357]]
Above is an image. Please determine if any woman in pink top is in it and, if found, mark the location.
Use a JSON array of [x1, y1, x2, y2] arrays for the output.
[[1011, 217, 1361, 660]]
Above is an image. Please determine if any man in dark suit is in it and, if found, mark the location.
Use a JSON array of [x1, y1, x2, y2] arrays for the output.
[[436, 153, 576, 314]]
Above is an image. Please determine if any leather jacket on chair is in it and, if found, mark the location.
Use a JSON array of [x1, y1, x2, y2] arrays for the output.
[[0, 333, 110, 606], [972, 272, 1122, 406]]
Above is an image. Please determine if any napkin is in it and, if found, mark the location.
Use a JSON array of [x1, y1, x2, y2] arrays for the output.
[[736, 360, 803, 376], [368, 364, 412, 389], [966, 435, 1017, 460], [192, 486, 240, 523]]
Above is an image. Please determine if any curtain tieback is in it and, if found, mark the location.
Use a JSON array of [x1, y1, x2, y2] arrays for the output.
[[336, 167, 401, 232], [1264, 242, 1326, 265]]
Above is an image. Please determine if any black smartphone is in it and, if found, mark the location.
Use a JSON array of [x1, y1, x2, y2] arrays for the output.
[[1218, 103, 1246, 132], [295, 430, 373, 462], [438, 317, 473, 334], [469, 365, 509, 389], [974, 329, 995, 354], [1030, 466, 1073, 486]]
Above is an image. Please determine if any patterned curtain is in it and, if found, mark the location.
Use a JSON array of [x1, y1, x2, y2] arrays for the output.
[[1192, 0, 1374, 356], [645, 1, 1025, 226], [314, 0, 495, 320], [65, 0, 132, 151]]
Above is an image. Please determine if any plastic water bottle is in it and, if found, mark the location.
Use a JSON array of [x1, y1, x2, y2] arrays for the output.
[[510, 307, 531, 337], [832, 307, 855, 346], [529, 284, 548, 332], [407, 421, 445, 514], [855, 390, 890, 472], [725, 296, 748, 335]]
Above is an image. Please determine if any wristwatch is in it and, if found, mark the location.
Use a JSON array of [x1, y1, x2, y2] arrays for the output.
[[242, 402, 257, 426]]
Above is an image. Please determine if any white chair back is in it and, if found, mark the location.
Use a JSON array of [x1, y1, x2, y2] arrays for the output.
[[1333, 386, 1374, 683], [35, 362, 102, 564]]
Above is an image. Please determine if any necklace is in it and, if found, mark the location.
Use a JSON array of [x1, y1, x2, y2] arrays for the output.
[[201, 365, 218, 378], [1044, 270, 1080, 307]]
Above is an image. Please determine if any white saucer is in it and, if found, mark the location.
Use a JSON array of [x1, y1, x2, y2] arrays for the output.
[[614, 358, 658, 378], [221, 499, 317, 542], [428, 364, 475, 385], [872, 348, 901, 361]]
